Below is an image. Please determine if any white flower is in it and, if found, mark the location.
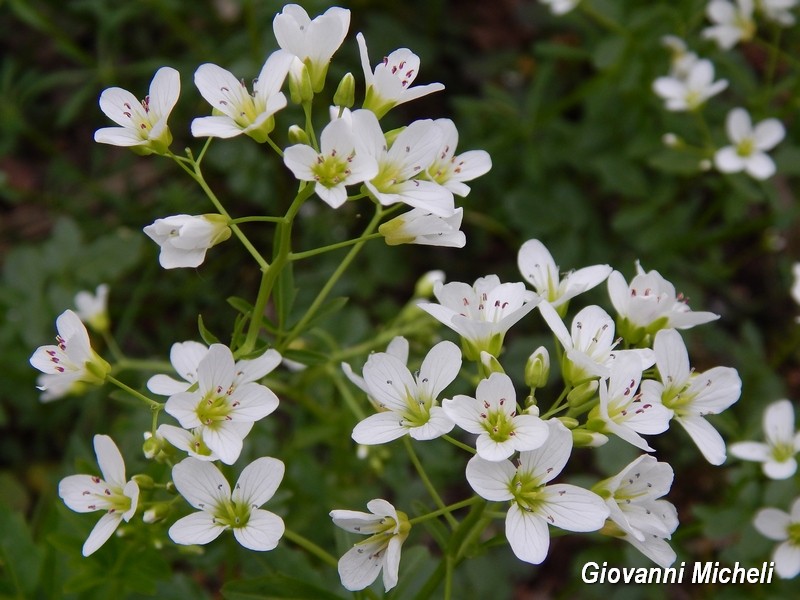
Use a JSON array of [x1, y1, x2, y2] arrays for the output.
[[593, 455, 679, 568], [640, 329, 741, 465], [540, 0, 581, 14], [356, 33, 444, 119], [754, 497, 800, 578], [759, 0, 798, 26], [273, 5, 350, 92], [538, 302, 654, 387], [588, 354, 672, 452], [354, 341, 461, 443], [284, 117, 378, 208], [164, 344, 280, 464], [443, 372, 548, 461], [702, 0, 756, 50], [30, 309, 110, 402], [94, 66, 180, 155], [423, 119, 492, 197], [607, 261, 719, 343], [191, 50, 293, 142], [517, 239, 612, 312], [417, 275, 539, 360], [652, 59, 728, 111], [156, 423, 250, 462], [661, 36, 699, 79], [169, 457, 285, 551], [351, 109, 455, 217], [74, 284, 110, 333], [143, 214, 232, 269], [58, 435, 139, 556], [465, 420, 609, 564], [341, 336, 409, 400], [330, 498, 410, 592], [379, 207, 466, 248], [714, 107, 785, 180], [730, 399, 800, 479]]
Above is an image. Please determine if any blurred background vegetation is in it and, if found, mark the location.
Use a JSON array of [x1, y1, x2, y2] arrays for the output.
[[2, 0, 800, 597]]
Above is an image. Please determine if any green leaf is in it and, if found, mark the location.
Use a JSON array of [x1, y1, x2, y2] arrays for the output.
[[273, 262, 297, 331], [197, 314, 220, 345], [0, 510, 43, 596], [221, 573, 346, 600], [281, 348, 330, 366], [301, 297, 349, 331], [227, 296, 254, 316]]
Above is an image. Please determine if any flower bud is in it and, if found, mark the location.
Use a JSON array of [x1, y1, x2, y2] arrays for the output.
[[143, 503, 172, 524], [524, 346, 550, 389], [557, 416, 579, 429], [288, 125, 310, 146], [414, 270, 445, 298], [572, 429, 608, 447], [288, 59, 314, 104], [333, 72, 356, 108], [479, 351, 505, 377], [567, 380, 599, 407], [131, 474, 155, 490]]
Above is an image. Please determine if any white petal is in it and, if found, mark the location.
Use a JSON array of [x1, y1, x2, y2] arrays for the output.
[[197, 344, 236, 393], [171, 458, 230, 510], [506, 504, 549, 564], [476, 436, 517, 462], [465, 455, 515, 501], [338, 538, 385, 591], [229, 382, 279, 421], [352, 412, 408, 444], [754, 508, 790, 541], [510, 414, 550, 452], [362, 353, 417, 412], [203, 425, 245, 465], [82, 512, 122, 556], [169, 511, 226, 546], [92, 434, 126, 487], [764, 399, 795, 446], [191, 116, 244, 138], [253, 49, 293, 100], [94, 127, 146, 146], [537, 301, 572, 350], [233, 456, 284, 508], [59, 475, 110, 513], [283, 144, 320, 180], [233, 509, 285, 551], [147, 374, 190, 395], [98, 87, 144, 128], [417, 340, 461, 400], [408, 406, 454, 440], [744, 153, 776, 180], [774, 541, 800, 578], [763, 458, 797, 480], [148, 66, 181, 118], [653, 329, 690, 386], [382, 535, 403, 591], [726, 108, 752, 143], [753, 118, 786, 150], [235, 349, 281, 383], [538, 485, 609, 532], [676, 415, 726, 465], [518, 420, 572, 484], [441, 395, 485, 435], [729, 441, 770, 462]]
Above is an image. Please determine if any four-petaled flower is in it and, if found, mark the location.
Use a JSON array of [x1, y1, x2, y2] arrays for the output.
[[518, 239, 612, 313], [273, 5, 350, 92], [192, 50, 293, 142], [652, 58, 728, 111], [164, 344, 280, 464], [588, 353, 672, 452], [754, 497, 800, 579], [74, 284, 110, 333], [640, 329, 741, 465], [330, 499, 410, 592], [356, 33, 444, 119], [58, 435, 140, 556], [465, 420, 609, 564], [30, 309, 111, 402], [352, 109, 455, 217], [422, 119, 492, 197], [379, 207, 466, 248], [444, 372, 549, 461], [353, 340, 461, 444], [417, 275, 539, 360], [714, 107, 785, 180], [143, 214, 232, 269], [607, 260, 719, 344], [284, 117, 378, 208], [593, 455, 679, 568], [94, 66, 180, 155], [730, 399, 800, 479], [169, 457, 285, 551], [702, 0, 756, 50]]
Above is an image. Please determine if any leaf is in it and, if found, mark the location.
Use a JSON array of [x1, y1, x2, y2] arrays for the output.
[[301, 297, 349, 331], [273, 262, 297, 331], [197, 314, 220, 345], [0, 510, 43, 596], [221, 573, 346, 600]]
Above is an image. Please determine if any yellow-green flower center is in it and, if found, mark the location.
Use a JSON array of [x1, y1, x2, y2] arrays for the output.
[[736, 138, 755, 158], [196, 389, 234, 428], [312, 152, 353, 189]]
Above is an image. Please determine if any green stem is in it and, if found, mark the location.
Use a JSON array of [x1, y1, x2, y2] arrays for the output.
[[442, 435, 476, 455], [107, 375, 163, 411], [101, 330, 125, 363], [229, 216, 287, 225], [303, 100, 318, 150], [280, 206, 384, 350], [329, 365, 368, 421], [265, 135, 284, 157], [290, 233, 383, 261], [409, 496, 481, 526], [403, 437, 458, 529], [113, 358, 173, 373], [282, 528, 339, 568]]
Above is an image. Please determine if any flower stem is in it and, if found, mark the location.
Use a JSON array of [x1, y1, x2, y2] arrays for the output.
[[229, 216, 287, 225], [403, 437, 458, 529], [408, 496, 481, 525], [282, 528, 339, 568], [107, 375, 163, 411], [289, 233, 383, 261], [442, 435, 476, 455]]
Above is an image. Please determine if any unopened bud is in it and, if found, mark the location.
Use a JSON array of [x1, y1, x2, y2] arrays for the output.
[[572, 429, 608, 447], [333, 72, 356, 108], [661, 133, 680, 148], [288, 59, 313, 104], [131, 474, 154, 490], [567, 380, 598, 407], [557, 416, 579, 429], [143, 503, 172, 524], [414, 270, 445, 298], [524, 346, 550, 389], [479, 351, 505, 377], [288, 125, 310, 146]]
